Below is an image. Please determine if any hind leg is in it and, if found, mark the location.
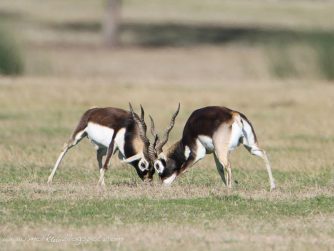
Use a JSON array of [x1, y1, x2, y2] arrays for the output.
[[245, 144, 276, 191], [48, 130, 86, 184], [213, 153, 226, 185], [213, 151, 232, 188], [226, 161, 232, 188], [240, 116, 275, 190], [179, 141, 206, 175], [213, 124, 233, 188]]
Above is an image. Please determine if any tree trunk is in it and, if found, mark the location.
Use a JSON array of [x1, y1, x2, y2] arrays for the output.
[[103, 0, 121, 47]]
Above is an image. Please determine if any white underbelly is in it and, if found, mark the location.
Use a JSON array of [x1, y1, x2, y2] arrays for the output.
[[197, 123, 242, 154], [198, 135, 214, 153], [85, 122, 114, 148]]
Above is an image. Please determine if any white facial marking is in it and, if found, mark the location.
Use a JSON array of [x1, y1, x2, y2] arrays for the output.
[[138, 158, 149, 171], [154, 160, 165, 174], [163, 172, 177, 186], [86, 122, 114, 148]]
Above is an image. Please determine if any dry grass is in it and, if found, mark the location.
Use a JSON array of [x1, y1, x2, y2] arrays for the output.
[[1, 0, 334, 250], [25, 45, 271, 82], [1, 216, 334, 251], [0, 78, 334, 250]]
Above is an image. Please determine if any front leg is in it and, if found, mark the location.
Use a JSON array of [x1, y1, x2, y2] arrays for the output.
[[98, 138, 115, 187], [179, 154, 196, 174], [179, 141, 206, 174]]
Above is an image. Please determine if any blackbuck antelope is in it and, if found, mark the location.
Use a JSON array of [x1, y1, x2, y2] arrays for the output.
[[48, 104, 156, 186], [151, 106, 276, 191]]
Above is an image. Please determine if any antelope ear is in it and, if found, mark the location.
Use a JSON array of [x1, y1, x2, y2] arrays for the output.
[[158, 152, 167, 161], [121, 153, 143, 163]]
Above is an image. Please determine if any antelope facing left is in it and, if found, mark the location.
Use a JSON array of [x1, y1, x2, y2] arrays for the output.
[[150, 105, 276, 191], [47, 104, 156, 187]]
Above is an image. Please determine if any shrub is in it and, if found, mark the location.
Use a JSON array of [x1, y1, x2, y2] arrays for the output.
[[0, 26, 24, 75], [316, 39, 334, 80]]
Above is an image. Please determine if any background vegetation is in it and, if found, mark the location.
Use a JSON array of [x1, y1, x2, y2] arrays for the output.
[[0, 26, 24, 75], [0, 0, 333, 250]]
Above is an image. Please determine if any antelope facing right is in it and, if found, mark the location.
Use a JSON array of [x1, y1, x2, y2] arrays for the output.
[[48, 104, 156, 187]]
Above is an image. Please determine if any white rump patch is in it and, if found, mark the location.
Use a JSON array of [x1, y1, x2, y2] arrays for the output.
[[240, 118, 256, 147], [163, 172, 177, 186], [154, 160, 165, 174], [228, 122, 243, 151]]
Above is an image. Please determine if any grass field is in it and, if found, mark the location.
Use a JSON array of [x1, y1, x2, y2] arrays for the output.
[[1, 79, 333, 250], [1, 0, 334, 250]]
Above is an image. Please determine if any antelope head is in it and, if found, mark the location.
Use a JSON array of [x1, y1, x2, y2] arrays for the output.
[[127, 103, 157, 180], [149, 103, 180, 184]]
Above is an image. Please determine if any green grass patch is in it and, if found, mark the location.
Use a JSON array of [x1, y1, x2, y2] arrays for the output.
[[0, 112, 26, 121], [1, 196, 333, 226], [0, 163, 50, 184], [1, 158, 332, 190], [265, 33, 334, 80]]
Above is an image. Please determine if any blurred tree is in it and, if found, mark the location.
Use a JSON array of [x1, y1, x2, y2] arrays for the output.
[[103, 0, 122, 47], [0, 26, 24, 75]]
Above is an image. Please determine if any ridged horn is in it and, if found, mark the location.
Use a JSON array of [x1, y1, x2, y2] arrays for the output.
[[129, 103, 150, 160], [154, 103, 180, 154]]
